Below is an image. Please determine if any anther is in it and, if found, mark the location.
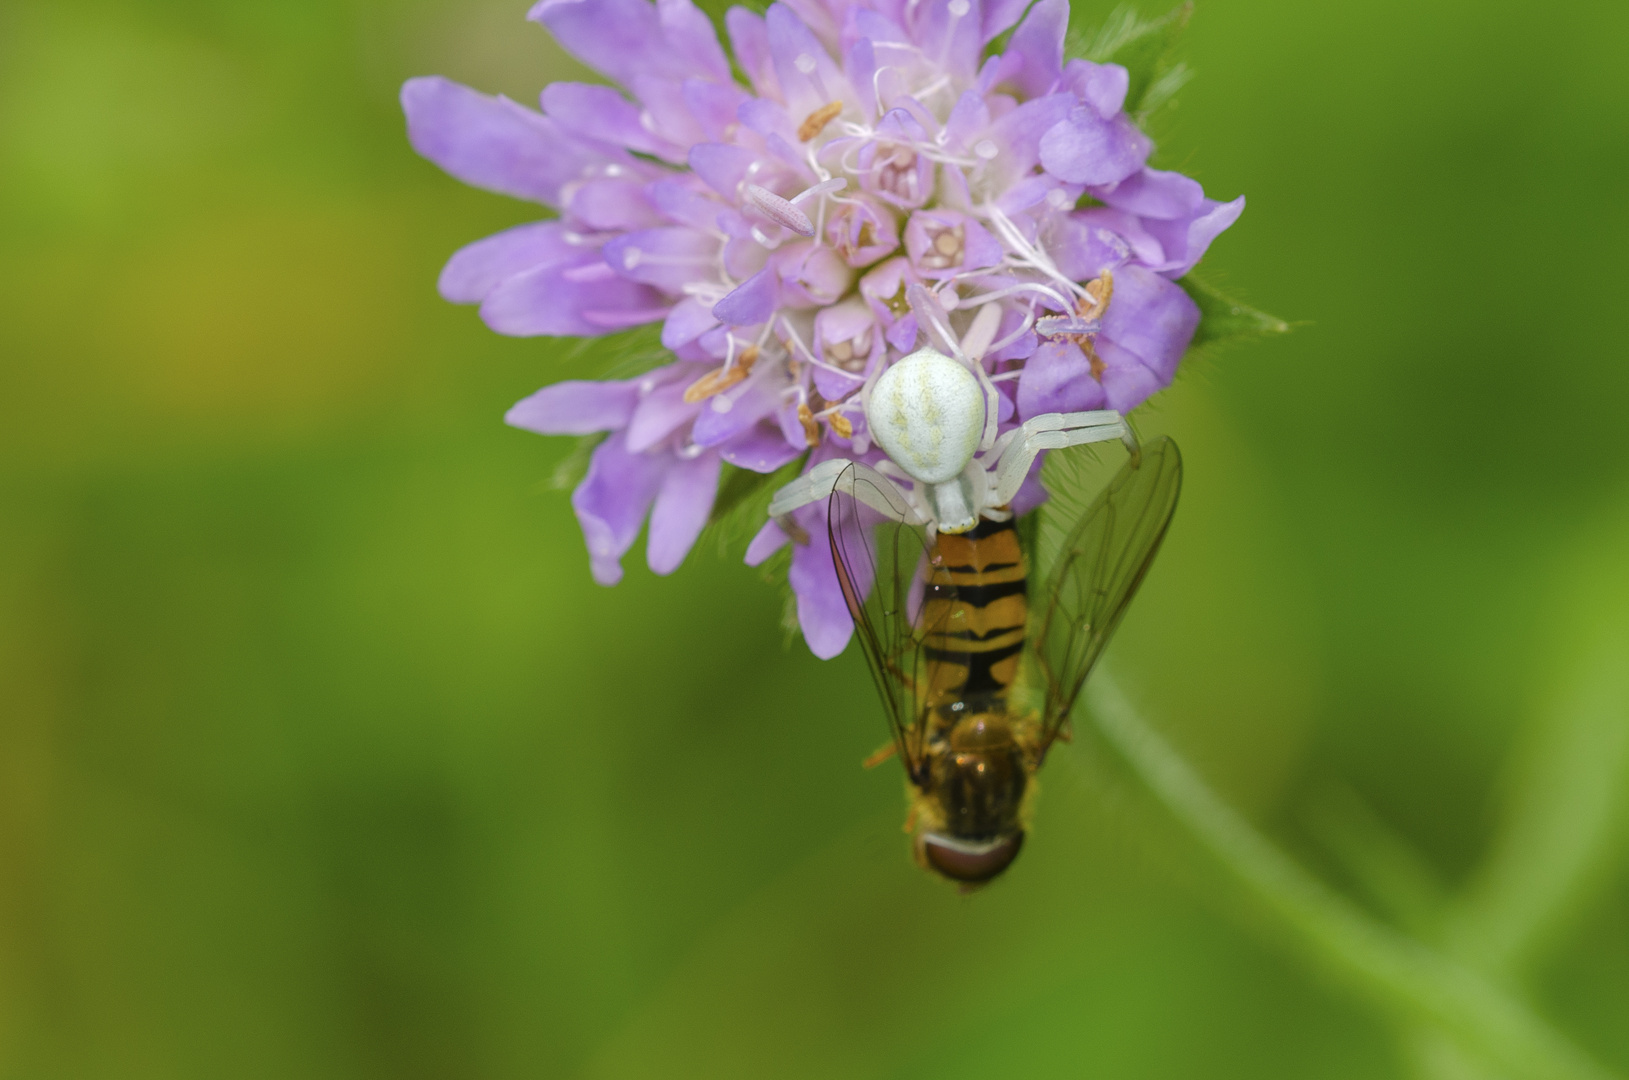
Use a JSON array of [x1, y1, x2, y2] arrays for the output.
[[682, 345, 761, 403], [1082, 268, 1114, 320], [1084, 340, 1106, 381], [973, 140, 998, 160], [797, 402, 821, 447], [828, 410, 854, 439], [743, 184, 814, 236], [799, 101, 844, 142], [794, 53, 818, 75]]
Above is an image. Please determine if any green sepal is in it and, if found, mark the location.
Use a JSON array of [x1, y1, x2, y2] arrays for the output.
[[1071, 3, 1194, 122], [549, 433, 606, 492], [701, 454, 809, 558], [1178, 273, 1292, 352], [562, 323, 672, 381]]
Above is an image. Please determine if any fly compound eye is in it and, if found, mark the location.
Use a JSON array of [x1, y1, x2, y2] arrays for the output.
[[866, 348, 985, 486], [920, 832, 1024, 884]]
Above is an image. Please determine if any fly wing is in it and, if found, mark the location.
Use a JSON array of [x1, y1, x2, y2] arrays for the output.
[[1030, 436, 1183, 756], [826, 464, 939, 783]]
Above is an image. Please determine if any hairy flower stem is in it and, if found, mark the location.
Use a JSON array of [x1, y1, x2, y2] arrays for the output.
[[1085, 674, 1620, 1080]]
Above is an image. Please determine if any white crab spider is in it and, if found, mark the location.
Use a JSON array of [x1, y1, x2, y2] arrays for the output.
[[768, 291, 1133, 534]]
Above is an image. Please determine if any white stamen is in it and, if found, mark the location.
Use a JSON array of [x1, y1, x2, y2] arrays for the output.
[[622, 247, 642, 270], [743, 184, 815, 236], [789, 177, 848, 205], [973, 139, 999, 160], [948, 0, 970, 15], [795, 53, 818, 75]]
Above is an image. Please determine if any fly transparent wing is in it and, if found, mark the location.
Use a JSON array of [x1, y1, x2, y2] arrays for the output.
[[1030, 436, 1183, 756], [827, 465, 941, 783]]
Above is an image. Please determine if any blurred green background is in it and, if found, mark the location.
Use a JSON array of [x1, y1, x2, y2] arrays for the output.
[[3, 0, 1628, 1076]]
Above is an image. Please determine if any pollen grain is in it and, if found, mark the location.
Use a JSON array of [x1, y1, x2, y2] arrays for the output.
[[797, 402, 821, 447], [682, 345, 760, 403], [798, 101, 844, 142]]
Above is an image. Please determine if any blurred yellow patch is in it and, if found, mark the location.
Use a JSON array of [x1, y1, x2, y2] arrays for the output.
[[104, 208, 414, 431]]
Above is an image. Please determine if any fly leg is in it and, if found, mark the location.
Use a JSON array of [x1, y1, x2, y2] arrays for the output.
[[862, 742, 897, 769]]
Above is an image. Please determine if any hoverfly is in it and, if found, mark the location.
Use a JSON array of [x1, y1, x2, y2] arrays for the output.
[[825, 433, 1182, 886], [768, 283, 1184, 886]]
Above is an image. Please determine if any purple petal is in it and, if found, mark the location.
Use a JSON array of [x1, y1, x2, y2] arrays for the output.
[[720, 421, 804, 473], [647, 450, 720, 575], [529, 0, 728, 88], [627, 370, 704, 451], [982, 93, 1073, 192], [481, 257, 665, 337], [438, 221, 582, 303], [886, 316, 918, 352], [683, 77, 750, 142], [565, 177, 664, 231], [402, 77, 598, 206], [628, 75, 710, 149], [1100, 263, 1201, 381], [766, 3, 847, 120], [825, 194, 899, 268], [655, 0, 733, 81], [981, 0, 1030, 42], [1039, 105, 1150, 186], [1063, 60, 1130, 118], [783, 0, 844, 49], [1004, 0, 1067, 98], [713, 267, 779, 325], [661, 296, 719, 348], [1044, 213, 1132, 282], [506, 378, 641, 434], [572, 431, 670, 586], [745, 519, 789, 565], [692, 380, 780, 447], [1143, 195, 1246, 278], [515, 383, 642, 438], [844, 37, 878, 118], [910, 0, 983, 83], [789, 504, 854, 658], [541, 82, 675, 158], [1073, 206, 1165, 269], [776, 242, 853, 307], [1092, 166, 1205, 220], [646, 178, 727, 230], [1016, 341, 1107, 420], [603, 227, 719, 291], [689, 142, 758, 197], [726, 8, 783, 101], [1096, 338, 1165, 412]]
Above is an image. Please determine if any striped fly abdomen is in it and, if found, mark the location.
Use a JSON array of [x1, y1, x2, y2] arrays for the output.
[[920, 515, 1028, 718]]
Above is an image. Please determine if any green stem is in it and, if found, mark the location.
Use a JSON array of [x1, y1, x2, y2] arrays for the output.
[[1085, 674, 1619, 1080]]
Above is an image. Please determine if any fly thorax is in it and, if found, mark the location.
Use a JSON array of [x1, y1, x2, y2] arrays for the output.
[[866, 348, 985, 532], [948, 713, 1017, 752]]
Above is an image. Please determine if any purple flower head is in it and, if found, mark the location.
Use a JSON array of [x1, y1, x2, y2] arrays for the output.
[[404, 0, 1242, 656]]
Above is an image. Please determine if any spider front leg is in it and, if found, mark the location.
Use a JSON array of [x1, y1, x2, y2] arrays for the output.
[[767, 458, 924, 526], [987, 410, 1131, 507]]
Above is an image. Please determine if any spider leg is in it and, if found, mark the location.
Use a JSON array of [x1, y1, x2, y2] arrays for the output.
[[988, 409, 1129, 507]]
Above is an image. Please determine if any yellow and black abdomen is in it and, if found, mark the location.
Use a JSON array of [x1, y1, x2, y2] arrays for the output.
[[919, 515, 1028, 717]]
